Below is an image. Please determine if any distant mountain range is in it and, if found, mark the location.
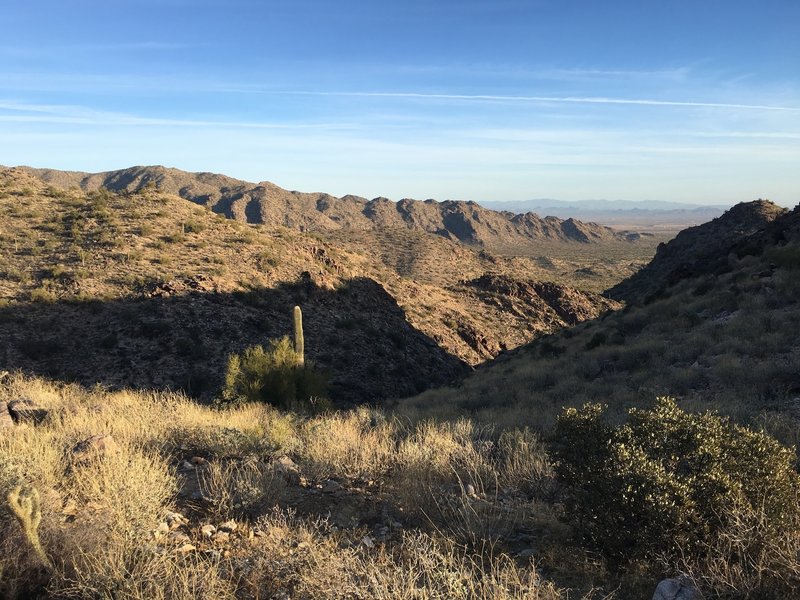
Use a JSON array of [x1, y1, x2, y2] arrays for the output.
[[479, 199, 732, 229]]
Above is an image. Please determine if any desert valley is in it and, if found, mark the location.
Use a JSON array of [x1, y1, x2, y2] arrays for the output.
[[2, 2, 798, 599], [1, 165, 798, 599]]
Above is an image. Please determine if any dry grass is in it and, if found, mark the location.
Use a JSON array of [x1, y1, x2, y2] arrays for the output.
[[2, 371, 798, 599], [0, 374, 576, 600]]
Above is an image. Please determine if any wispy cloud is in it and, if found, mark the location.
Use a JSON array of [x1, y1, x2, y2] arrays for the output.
[[267, 91, 800, 112], [0, 101, 358, 130]]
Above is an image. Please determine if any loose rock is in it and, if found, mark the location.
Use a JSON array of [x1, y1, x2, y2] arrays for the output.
[[218, 519, 238, 532], [8, 398, 49, 424], [165, 512, 188, 529], [169, 531, 191, 544], [212, 531, 230, 544], [201, 524, 216, 538], [652, 578, 699, 600], [71, 434, 119, 464], [322, 479, 342, 494], [273, 456, 301, 485]]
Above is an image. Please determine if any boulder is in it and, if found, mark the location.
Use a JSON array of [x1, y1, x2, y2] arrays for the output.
[[321, 479, 342, 494], [652, 578, 699, 600], [273, 455, 301, 485], [8, 398, 49, 424], [218, 519, 237, 532]]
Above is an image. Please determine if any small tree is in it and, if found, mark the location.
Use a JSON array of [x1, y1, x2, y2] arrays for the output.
[[552, 397, 800, 573], [221, 337, 327, 411]]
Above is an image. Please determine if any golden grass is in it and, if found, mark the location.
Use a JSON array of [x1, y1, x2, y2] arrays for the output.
[[0, 374, 575, 600], [3, 371, 799, 598]]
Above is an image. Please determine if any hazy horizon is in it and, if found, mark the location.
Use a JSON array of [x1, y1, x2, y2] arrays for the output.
[[1, 1, 798, 206]]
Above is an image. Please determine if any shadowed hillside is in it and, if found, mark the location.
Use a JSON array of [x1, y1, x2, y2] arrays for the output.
[[0, 277, 467, 404], [608, 200, 787, 303]]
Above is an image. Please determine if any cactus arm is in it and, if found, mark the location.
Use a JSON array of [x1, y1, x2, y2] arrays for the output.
[[293, 305, 305, 366], [7, 486, 51, 569]]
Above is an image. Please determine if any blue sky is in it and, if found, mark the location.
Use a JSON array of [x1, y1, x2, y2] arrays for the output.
[[1, 0, 798, 204]]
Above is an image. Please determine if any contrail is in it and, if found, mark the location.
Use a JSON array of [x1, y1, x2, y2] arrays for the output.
[[269, 90, 800, 112]]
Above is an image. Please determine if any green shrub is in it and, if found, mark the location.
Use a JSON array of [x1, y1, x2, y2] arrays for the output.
[[552, 397, 800, 571], [221, 337, 328, 412], [183, 219, 206, 234], [29, 287, 57, 303]]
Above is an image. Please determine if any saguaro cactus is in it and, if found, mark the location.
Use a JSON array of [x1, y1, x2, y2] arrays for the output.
[[293, 305, 305, 366], [7, 486, 51, 569]]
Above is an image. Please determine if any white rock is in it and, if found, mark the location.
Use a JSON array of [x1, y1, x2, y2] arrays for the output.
[[652, 578, 699, 600], [219, 519, 238, 532], [201, 524, 216, 538]]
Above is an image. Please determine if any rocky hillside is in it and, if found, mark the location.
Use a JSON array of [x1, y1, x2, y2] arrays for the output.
[[404, 199, 800, 440], [0, 167, 622, 403], [20, 165, 638, 248], [607, 200, 787, 303]]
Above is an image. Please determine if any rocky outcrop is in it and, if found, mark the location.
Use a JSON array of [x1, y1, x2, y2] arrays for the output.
[[465, 275, 620, 327], [71, 434, 119, 464], [7, 398, 49, 425]]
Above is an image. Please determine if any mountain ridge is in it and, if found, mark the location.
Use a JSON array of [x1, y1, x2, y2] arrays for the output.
[[17, 165, 640, 248], [607, 199, 788, 303]]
